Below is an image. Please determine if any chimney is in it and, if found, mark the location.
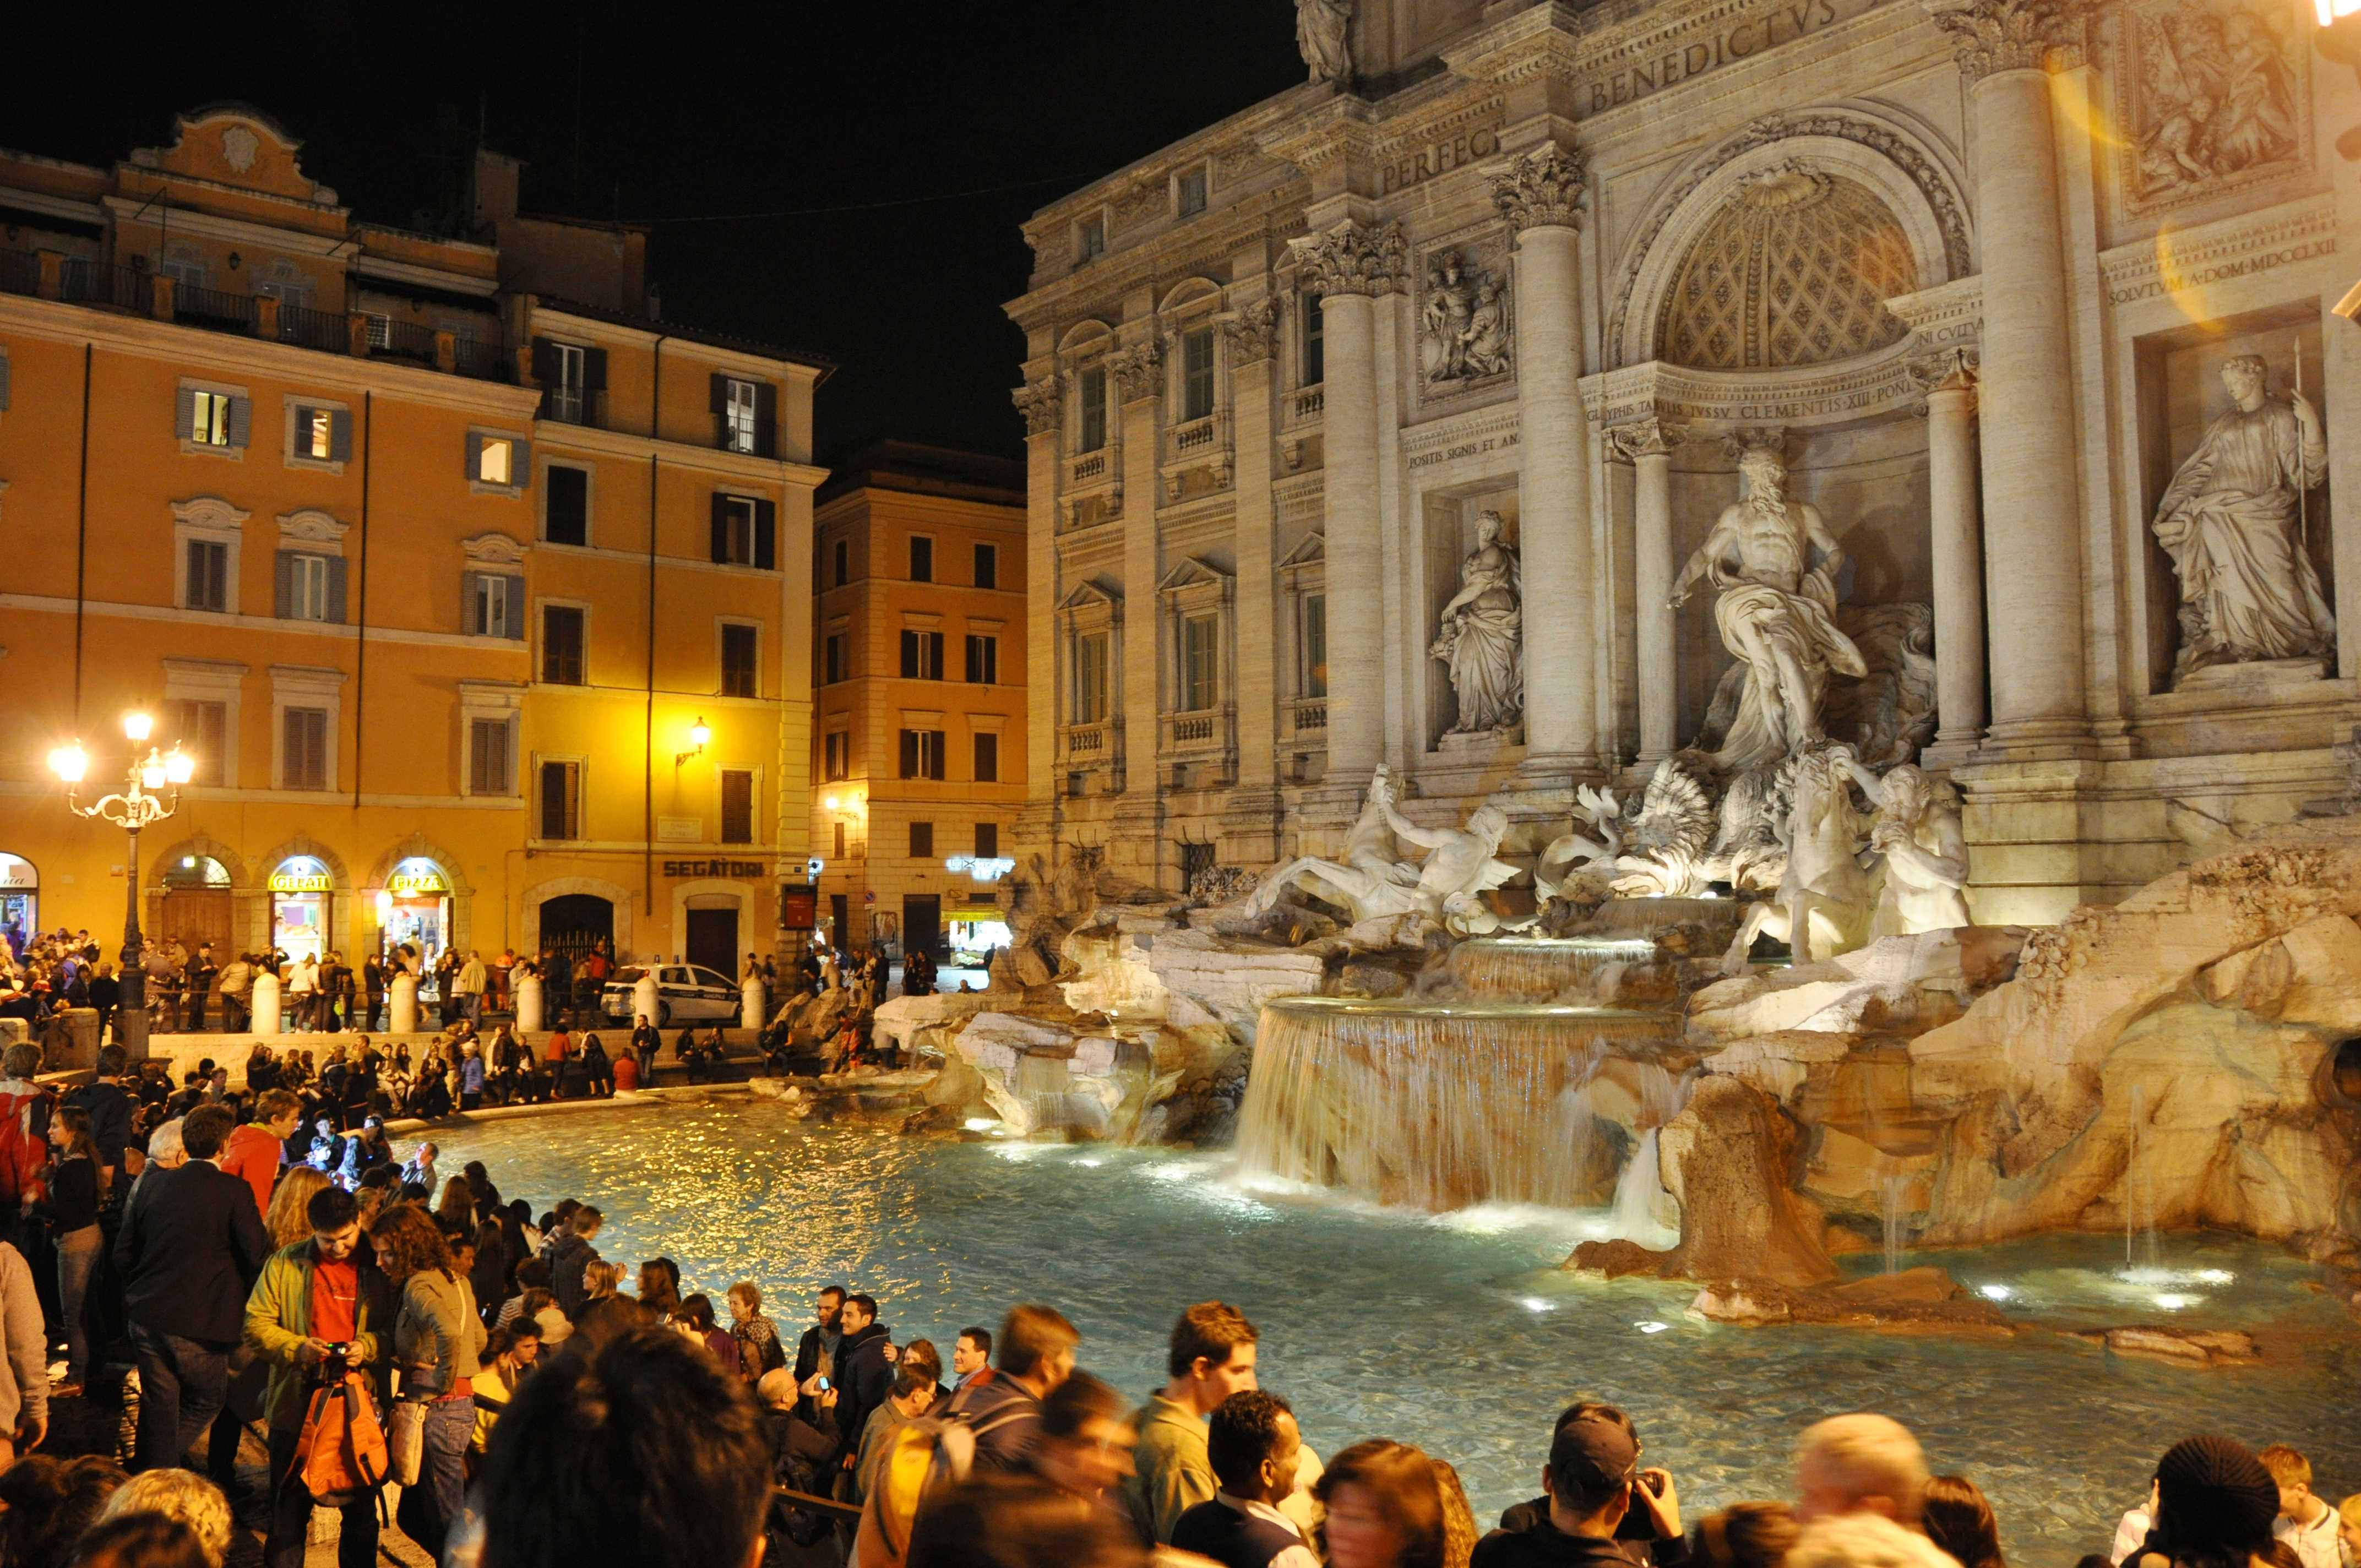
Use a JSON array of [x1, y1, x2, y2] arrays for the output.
[[474, 149, 524, 227]]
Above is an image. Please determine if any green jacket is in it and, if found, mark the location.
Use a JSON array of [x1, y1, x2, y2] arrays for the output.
[[243, 1238, 396, 1430], [1123, 1393, 1215, 1545]]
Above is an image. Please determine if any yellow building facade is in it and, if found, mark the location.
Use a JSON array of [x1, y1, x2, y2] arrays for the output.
[[810, 444, 1026, 961], [0, 107, 824, 978]]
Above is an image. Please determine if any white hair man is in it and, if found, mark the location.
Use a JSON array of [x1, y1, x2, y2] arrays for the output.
[[1791, 1414, 1960, 1568]]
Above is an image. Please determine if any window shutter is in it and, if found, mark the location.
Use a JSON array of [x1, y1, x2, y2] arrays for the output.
[[175, 386, 197, 441], [466, 431, 485, 482], [899, 730, 918, 778], [274, 551, 294, 618], [326, 557, 348, 624], [461, 570, 484, 634], [530, 337, 556, 416], [754, 382, 777, 458], [0, 351, 11, 411], [227, 396, 252, 449], [710, 493, 729, 565], [584, 349, 607, 391], [754, 499, 776, 570], [329, 410, 353, 464], [504, 574, 527, 638], [709, 372, 727, 415], [511, 438, 531, 484]]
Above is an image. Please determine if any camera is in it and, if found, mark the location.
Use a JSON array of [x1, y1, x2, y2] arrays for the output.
[[320, 1341, 351, 1381]]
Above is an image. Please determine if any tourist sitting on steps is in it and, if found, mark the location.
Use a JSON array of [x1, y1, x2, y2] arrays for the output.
[[1171, 1390, 1322, 1568]]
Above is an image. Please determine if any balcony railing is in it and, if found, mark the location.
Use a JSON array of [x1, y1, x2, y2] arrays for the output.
[[1288, 698, 1328, 734], [1071, 450, 1107, 484], [1062, 721, 1109, 757], [1162, 411, 1229, 469], [0, 244, 509, 384], [1280, 384, 1325, 435], [1160, 705, 1234, 756], [542, 386, 608, 428]]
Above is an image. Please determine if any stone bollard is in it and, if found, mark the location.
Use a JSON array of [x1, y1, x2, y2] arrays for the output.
[[389, 973, 418, 1035], [50, 1008, 100, 1071], [633, 971, 661, 1033], [741, 976, 767, 1030], [515, 972, 545, 1033], [253, 971, 283, 1039]]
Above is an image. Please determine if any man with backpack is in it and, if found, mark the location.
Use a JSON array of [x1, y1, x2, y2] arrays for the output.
[[940, 1303, 1081, 1473], [246, 1183, 394, 1568]]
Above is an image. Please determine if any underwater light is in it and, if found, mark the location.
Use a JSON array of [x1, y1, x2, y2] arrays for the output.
[[1635, 1321, 1670, 1334], [1521, 1298, 1555, 1313], [1979, 1284, 2012, 1302], [962, 1118, 998, 1132], [1075, 1158, 1103, 1167], [2196, 1270, 2233, 1285], [2154, 1293, 2191, 1310]]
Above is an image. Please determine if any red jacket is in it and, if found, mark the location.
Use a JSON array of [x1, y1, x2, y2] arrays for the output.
[[0, 1081, 51, 1209], [218, 1123, 282, 1222]]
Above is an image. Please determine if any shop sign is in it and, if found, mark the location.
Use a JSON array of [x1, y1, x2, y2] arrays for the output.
[[387, 869, 448, 896], [0, 856, 35, 890], [945, 855, 1015, 883], [780, 885, 817, 930], [269, 864, 333, 894], [662, 859, 768, 878]]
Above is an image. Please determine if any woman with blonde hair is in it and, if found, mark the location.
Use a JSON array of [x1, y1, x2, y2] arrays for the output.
[[1431, 1459, 1478, 1568], [262, 1166, 331, 1250]]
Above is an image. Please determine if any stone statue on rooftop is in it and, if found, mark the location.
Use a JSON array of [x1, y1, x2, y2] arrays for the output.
[[1297, 0, 1353, 85]]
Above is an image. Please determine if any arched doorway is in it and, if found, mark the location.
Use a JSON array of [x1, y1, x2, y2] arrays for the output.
[[160, 855, 234, 957], [267, 856, 335, 961], [538, 894, 613, 972], [377, 857, 453, 964], [0, 854, 36, 954]]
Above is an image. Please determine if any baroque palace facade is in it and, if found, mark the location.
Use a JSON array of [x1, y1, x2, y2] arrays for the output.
[[0, 106, 824, 974], [1009, 0, 2361, 924]]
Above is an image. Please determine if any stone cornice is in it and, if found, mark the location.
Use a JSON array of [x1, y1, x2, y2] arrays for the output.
[[1579, 337, 1943, 431], [1005, 186, 1311, 335], [1256, 95, 1386, 178], [1441, 6, 1588, 89], [2097, 195, 2337, 307]]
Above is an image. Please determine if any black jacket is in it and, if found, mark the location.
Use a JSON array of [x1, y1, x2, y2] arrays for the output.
[[1473, 1523, 1646, 1568], [833, 1321, 895, 1460], [114, 1161, 274, 1343]]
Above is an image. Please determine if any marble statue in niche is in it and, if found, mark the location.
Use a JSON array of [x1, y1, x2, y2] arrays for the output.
[[1669, 443, 1865, 771], [2152, 353, 2331, 683], [1432, 509, 1524, 734], [2131, 0, 2303, 204], [1421, 251, 1512, 390], [1296, 0, 1353, 84]]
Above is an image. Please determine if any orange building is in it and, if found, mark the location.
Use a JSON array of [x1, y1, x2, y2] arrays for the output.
[[810, 443, 1026, 961], [0, 106, 825, 980]]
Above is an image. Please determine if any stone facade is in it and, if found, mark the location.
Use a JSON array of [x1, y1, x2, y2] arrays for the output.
[[1007, 0, 2361, 924]]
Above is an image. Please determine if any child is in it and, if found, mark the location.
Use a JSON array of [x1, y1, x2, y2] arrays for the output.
[[2259, 1445, 2340, 1568]]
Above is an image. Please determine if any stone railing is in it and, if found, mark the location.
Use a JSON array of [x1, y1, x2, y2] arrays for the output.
[[1280, 384, 1325, 434], [1287, 698, 1328, 734]]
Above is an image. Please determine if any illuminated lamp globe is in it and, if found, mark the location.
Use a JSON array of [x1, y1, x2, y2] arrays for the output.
[[690, 718, 712, 748], [140, 759, 168, 790], [123, 712, 153, 742], [48, 745, 88, 784], [165, 749, 195, 785]]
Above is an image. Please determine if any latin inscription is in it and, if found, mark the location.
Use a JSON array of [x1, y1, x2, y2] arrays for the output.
[[1410, 430, 1520, 471], [1580, 0, 1879, 117], [1380, 127, 1502, 195]]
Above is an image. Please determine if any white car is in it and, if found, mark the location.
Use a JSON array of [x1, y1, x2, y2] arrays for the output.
[[601, 964, 740, 1026]]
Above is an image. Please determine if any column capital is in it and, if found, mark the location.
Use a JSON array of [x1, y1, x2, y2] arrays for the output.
[[1921, 0, 2088, 80], [1906, 346, 1981, 413], [1222, 299, 1281, 365], [1011, 377, 1063, 438], [1489, 142, 1587, 233], [1291, 220, 1408, 298], [1108, 340, 1164, 405], [1604, 416, 1688, 461]]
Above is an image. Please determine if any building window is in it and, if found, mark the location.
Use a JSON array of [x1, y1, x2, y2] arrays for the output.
[[1177, 167, 1207, 217], [471, 573, 519, 639], [184, 540, 229, 613], [542, 606, 586, 685], [283, 552, 331, 622], [721, 378, 759, 453], [721, 623, 759, 698], [824, 633, 847, 685], [546, 465, 589, 546], [537, 760, 581, 840], [173, 700, 226, 786], [1181, 841, 1217, 889], [1078, 215, 1105, 260], [1303, 292, 1325, 386], [714, 496, 757, 565], [188, 390, 234, 448], [469, 717, 514, 795], [909, 536, 933, 582], [1180, 327, 1215, 422], [973, 732, 999, 783], [293, 405, 347, 462], [975, 821, 1000, 858], [1180, 613, 1220, 711], [547, 342, 587, 424], [720, 769, 755, 844], [899, 729, 946, 781], [282, 707, 329, 792], [965, 634, 998, 685], [901, 630, 944, 680], [1074, 633, 1108, 723], [1078, 368, 1107, 453], [1303, 593, 1328, 698], [973, 542, 998, 590], [824, 731, 850, 781], [833, 820, 847, 858], [910, 821, 934, 858], [833, 538, 850, 587]]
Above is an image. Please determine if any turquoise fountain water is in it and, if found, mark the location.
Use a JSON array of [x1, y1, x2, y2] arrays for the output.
[[437, 1100, 2360, 1567]]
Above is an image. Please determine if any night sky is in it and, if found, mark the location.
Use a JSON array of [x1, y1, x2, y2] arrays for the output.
[[4, 1, 1308, 460]]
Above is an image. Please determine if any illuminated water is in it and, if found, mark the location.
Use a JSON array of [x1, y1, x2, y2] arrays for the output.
[[438, 1102, 2361, 1566]]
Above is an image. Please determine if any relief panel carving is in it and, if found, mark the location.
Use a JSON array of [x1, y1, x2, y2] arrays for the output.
[[1415, 227, 1514, 404], [2123, 0, 2308, 215]]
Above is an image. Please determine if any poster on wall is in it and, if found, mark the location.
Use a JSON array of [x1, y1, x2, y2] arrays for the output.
[[780, 885, 817, 930]]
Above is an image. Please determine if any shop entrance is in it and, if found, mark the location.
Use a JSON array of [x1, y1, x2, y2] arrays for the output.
[[268, 856, 334, 962], [378, 858, 451, 965], [0, 854, 36, 954], [830, 894, 849, 951], [684, 906, 738, 976], [161, 856, 234, 959], [539, 894, 613, 971], [902, 895, 942, 962]]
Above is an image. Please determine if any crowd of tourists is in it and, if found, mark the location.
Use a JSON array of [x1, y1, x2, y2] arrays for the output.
[[0, 1028, 2340, 1568]]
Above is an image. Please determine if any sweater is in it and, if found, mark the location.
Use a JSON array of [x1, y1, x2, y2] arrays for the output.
[[1125, 1393, 1216, 1544], [393, 1268, 486, 1396]]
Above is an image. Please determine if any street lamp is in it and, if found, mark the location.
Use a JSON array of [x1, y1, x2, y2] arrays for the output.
[[676, 717, 711, 767], [51, 712, 193, 1058]]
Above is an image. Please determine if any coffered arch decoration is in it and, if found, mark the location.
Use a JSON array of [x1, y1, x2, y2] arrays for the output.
[[1608, 112, 1973, 370]]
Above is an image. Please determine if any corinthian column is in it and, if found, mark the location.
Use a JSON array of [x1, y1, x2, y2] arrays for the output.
[[1607, 417, 1687, 765], [1222, 299, 1284, 862], [1924, 0, 2091, 754], [1293, 221, 1406, 780], [1491, 145, 1598, 775], [1011, 376, 1064, 847], [1913, 351, 1988, 755], [1112, 339, 1165, 801]]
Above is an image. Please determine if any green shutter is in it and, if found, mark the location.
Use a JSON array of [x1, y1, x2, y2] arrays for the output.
[[274, 551, 294, 618], [466, 432, 485, 482], [176, 386, 197, 442], [755, 382, 777, 458], [511, 438, 530, 484], [329, 410, 353, 463], [0, 350, 11, 411], [711, 493, 730, 564], [227, 395, 252, 449], [326, 557, 348, 624], [461, 570, 483, 635]]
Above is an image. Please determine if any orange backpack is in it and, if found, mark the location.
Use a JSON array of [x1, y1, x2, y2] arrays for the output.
[[292, 1372, 389, 1506]]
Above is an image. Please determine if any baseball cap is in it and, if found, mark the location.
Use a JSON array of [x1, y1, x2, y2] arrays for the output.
[[1551, 1417, 1640, 1495]]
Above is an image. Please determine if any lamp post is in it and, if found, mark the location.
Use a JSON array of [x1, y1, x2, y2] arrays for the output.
[[50, 713, 194, 1060]]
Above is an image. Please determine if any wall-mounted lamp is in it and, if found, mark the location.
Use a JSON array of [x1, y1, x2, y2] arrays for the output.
[[676, 717, 711, 767]]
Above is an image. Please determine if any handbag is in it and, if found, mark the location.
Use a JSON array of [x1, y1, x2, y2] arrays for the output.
[[386, 1396, 427, 1487]]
